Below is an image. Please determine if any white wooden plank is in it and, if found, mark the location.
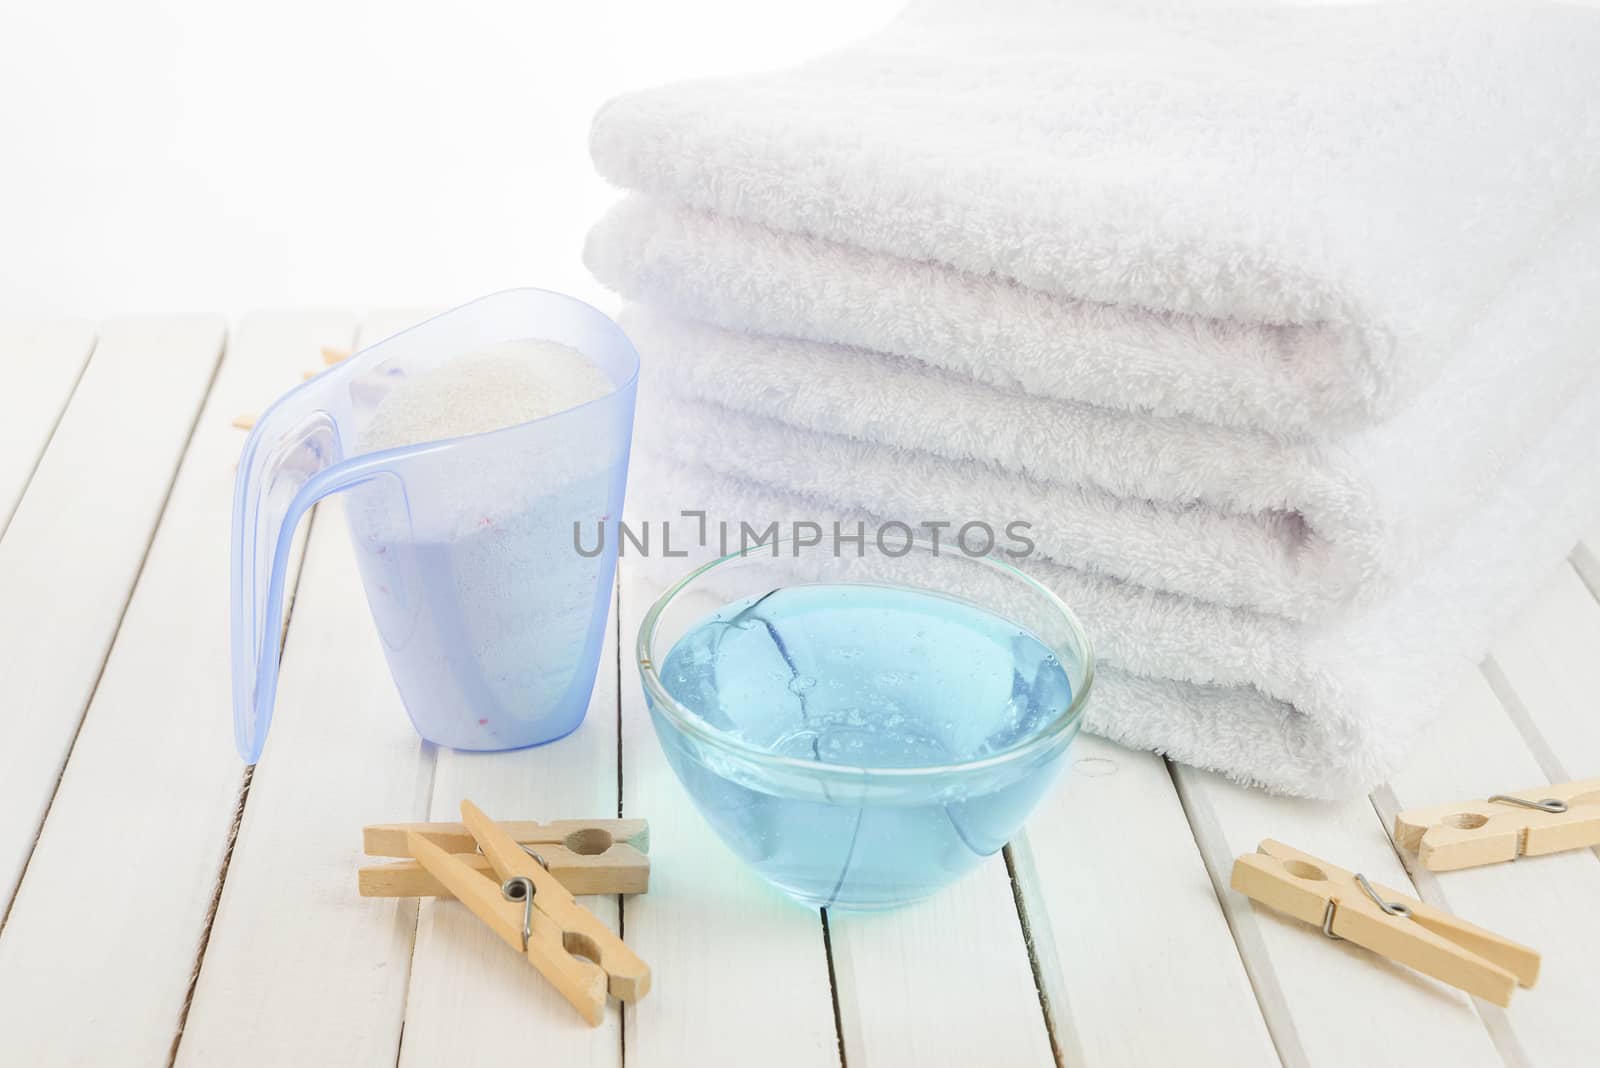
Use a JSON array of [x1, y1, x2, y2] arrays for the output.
[[618, 566, 841, 1068], [828, 858, 1055, 1067], [1173, 766, 1503, 1068], [0, 316, 223, 913], [174, 500, 428, 1066], [0, 312, 350, 1066], [175, 311, 454, 1066], [0, 319, 94, 533], [1373, 669, 1600, 1068], [1484, 561, 1600, 780], [1568, 521, 1600, 598], [1008, 734, 1278, 1067], [397, 586, 622, 1066]]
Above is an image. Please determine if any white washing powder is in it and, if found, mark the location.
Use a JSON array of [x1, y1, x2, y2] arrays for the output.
[[352, 337, 620, 542], [344, 337, 625, 750], [361, 339, 615, 453]]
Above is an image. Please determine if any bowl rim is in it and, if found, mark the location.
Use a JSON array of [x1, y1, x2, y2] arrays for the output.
[[635, 534, 1096, 784]]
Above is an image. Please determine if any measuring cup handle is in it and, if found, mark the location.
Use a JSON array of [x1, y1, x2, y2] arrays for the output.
[[229, 404, 392, 762]]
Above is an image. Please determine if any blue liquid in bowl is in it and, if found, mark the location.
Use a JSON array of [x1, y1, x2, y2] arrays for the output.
[[652, 583, 1077, 909]]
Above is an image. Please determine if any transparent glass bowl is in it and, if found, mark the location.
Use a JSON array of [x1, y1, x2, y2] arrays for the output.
[[637, 535, 1093, 910]]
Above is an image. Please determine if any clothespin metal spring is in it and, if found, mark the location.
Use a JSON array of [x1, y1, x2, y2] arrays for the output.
[[1488, 794, 1568, 814], [502, 876, 536, 953], [1321, 871, 1412, 941], [497, 845, 550, 953]]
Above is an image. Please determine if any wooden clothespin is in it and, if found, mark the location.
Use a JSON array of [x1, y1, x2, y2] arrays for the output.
[[401, 800, 650, 1025], [360, 817, 649, 897], [1394, 779, 1600, 872], [1231, 839, 1539, 1006]]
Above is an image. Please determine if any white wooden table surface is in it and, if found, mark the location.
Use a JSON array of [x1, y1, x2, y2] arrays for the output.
[[2, 311, 1598, 1068]]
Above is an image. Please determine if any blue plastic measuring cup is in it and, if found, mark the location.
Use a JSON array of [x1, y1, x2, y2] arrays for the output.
[[230, 289, 639, 762]]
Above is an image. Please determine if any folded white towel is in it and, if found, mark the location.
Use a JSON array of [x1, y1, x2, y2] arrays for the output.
[[627, 359, 1600, 797], [591, 1, 1600, 433], [620, 184, 1600, 619], [587, 199, 1358, 436]]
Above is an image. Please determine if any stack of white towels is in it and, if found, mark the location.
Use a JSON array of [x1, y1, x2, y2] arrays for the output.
[[586, 0, 1600, 797]]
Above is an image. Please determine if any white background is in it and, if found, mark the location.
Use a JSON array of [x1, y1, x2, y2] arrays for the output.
[[0, 0, 901, 319]]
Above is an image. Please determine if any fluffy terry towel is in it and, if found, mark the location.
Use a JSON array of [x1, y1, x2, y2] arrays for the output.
[[591, 1, 1600, 434], [627, 361, 1600, 798], [613, 183, 1600, 621]]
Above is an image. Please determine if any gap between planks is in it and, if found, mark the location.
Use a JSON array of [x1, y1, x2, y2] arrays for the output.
[[389, 729, 442, 1068], [166, 499, 329, 1067], [1000, 843, 1066, 1068], [819, 909, 849, 1068], [0, 322, 96, 539], [1167, 758, 1303, 1068], [613, 580, 628, 1068], [1478, 660, 1574, 798], [0, 324, 225, 936], [167, 764, 253, 1068], [1011, 735, 1276, 1068]]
